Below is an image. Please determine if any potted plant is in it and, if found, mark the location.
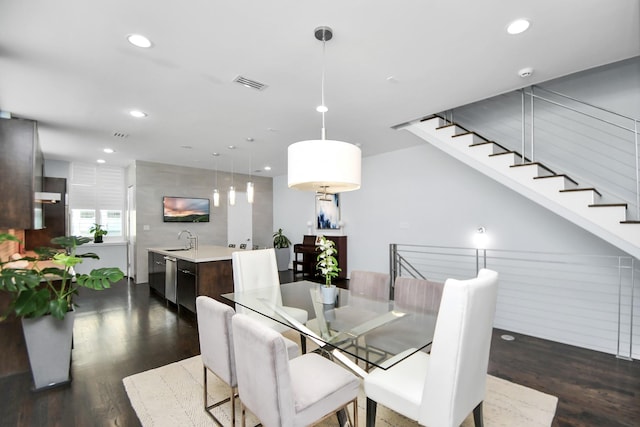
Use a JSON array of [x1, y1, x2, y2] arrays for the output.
[[89, 223, 108, 243], [272, 228, 292, 271], [316, 235, 341, 304], [0, 234, 124, 390]]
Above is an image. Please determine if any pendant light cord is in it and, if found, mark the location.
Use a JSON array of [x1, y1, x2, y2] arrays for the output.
[[320, 33, 327, 140]]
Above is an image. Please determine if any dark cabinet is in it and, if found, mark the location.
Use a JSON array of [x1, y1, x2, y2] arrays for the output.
[[177, 260, 197, 313], [25, 177, 66, 249], [0, 118, 43, 229], [148, 252, 166, 297], [294, 235, 348, 279]]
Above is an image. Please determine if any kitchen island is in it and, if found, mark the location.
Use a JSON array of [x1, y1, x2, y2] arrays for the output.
[[147, 245, 238, 313]]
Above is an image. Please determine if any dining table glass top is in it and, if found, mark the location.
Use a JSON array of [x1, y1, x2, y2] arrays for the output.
[[221, 280, 438, 370]]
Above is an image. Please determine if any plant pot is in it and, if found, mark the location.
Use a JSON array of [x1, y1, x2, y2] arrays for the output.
[[94, 235, 103, 243], [21, 311, 75, 390], [275, 247, 290, 271], [320, 284, 337, 304]]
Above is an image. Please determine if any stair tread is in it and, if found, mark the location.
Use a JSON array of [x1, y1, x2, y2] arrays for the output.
[[488, 150, 521, 158], [533, 174, 579, 186], [452, 131, 488, 142], [435, 123, 470, 133], [589, 203, 628, 208], [510, 162, 555, 175], [560, 187, 603, 197]]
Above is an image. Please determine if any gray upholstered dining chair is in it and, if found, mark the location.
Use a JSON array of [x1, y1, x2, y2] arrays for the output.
[[232, 312, 360, 427], [363, 276, 444, 360], [392, 276, 444, 314], [349, 270, 391, 300], [232, 248, 308, 353], [196, 296, 299, 426], [364, 269, 499, 427]]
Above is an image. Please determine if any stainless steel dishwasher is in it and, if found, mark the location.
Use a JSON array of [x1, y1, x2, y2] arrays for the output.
[[164, 256, 177, 304]]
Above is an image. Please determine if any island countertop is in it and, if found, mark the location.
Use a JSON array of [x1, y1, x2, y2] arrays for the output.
[[147, 245, 239, 263]]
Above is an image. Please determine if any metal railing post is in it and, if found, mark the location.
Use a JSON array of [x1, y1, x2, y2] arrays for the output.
[[389, 243, 397, 288], [530, 86, 535, 162], [635, 120, 639, 220], [521, 89, 526, 164]]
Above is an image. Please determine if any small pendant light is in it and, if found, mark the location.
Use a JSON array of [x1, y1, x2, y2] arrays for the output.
[[229, 157, 236, 206], [212, 153, 220, 207]]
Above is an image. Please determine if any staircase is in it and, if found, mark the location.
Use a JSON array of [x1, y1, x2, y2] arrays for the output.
[[404, 115, 640, 259]]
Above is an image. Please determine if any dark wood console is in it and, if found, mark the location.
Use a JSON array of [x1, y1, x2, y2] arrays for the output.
[[293, 235, 347, 279]]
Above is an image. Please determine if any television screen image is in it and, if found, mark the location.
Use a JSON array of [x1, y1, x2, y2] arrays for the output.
[[163, 196, 210, 222]]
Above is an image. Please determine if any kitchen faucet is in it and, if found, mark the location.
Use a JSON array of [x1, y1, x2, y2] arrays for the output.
[[178, 229, 198, 250]]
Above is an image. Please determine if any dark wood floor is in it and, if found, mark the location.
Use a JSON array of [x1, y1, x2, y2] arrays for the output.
[[0, 274, 638, 427]]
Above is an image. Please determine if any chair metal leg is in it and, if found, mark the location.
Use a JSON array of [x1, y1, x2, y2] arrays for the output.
[[230, 384, 236, 427], [366, 398, 377, 427], [204, 366, 237, 427], [473, 401, 484, 427]]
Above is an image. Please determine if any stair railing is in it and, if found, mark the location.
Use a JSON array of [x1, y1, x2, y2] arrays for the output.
[[443, 86, 640, 219], [390, 242, 637, 360], [523, 85, 640, 219]]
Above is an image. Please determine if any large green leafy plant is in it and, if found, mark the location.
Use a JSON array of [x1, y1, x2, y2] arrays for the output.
[[0, 234, 124, 319], [272, 228, 291, 249], [316, 235, 341, 287]]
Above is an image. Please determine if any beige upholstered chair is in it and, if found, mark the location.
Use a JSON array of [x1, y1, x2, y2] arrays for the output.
[[364, 276, 444, 358], [196, 296, 299, 426], [349, 270, 391, 300], [364, 269, 499, 427], [393, 276, 444, 314], [232, 313, 360, 427], [232, 248, 309, 352]]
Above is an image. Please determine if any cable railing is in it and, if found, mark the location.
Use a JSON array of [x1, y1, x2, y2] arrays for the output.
[[390, 243, 638, 360], [442, 85, 640, 219]]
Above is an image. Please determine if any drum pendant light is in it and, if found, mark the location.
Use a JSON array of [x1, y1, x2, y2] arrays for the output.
[[288, 26, 362, 195]]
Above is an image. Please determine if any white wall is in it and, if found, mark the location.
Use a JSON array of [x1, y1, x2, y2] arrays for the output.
[[274, 142, 624, 277]]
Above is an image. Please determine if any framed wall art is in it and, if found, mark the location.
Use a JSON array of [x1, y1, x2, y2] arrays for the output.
[[316, 193, 340, 229]]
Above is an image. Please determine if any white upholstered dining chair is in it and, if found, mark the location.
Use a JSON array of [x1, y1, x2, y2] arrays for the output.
[[232, 248, 309, 352], [196, 296, 299, 426], [364, 269, 499, 427], [232, 313, 360, 427]]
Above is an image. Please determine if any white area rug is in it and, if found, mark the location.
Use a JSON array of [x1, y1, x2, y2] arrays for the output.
[[123, 355, 558, 427]]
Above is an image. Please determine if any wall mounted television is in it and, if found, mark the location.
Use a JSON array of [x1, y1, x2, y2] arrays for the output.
[[163, 196, 210, 223]]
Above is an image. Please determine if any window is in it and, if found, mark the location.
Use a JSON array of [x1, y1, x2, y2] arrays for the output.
[[69, 163, 125, 239]]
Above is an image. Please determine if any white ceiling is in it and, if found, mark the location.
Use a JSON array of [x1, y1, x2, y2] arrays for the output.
[[1, 0, 639, 177]]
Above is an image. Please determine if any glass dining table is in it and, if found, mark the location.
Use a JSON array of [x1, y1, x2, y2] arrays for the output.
[[221, 280, 438, 376]]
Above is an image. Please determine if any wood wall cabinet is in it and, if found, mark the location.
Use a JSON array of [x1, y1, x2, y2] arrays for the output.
[[0, 118, 43, 230], [25, 177, 66, 249]]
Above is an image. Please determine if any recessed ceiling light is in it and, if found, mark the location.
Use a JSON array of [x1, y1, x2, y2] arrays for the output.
[[103, 148, 114, 154], [212, 152, 220, 157], [246, 137, 254, 142], [507, 19, 530, 35], [316, 105, 328, 113], [129, 110, 147, 118], [228, 145, 236, 150], [181, 145, 192, 149], [97, 159, 106, 164], [264, 166, 272, 171], [127, 34, 152, 48]]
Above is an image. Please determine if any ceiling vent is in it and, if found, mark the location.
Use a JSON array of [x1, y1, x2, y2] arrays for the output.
[[233, 75, 268, 91], [113, 131, 129, 139]]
